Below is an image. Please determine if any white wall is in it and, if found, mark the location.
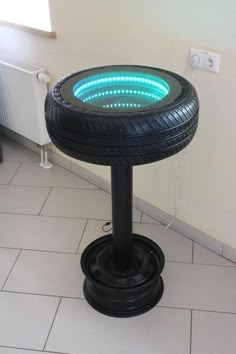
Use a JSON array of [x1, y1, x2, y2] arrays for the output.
[[1, 0, 236, 247]]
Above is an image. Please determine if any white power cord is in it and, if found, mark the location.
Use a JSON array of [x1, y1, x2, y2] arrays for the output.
[[163, 60, 199, 232], [164, 147, 188, 230]]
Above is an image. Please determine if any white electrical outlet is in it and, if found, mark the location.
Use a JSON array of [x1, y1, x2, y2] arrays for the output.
[[190, 48, 221, 73]]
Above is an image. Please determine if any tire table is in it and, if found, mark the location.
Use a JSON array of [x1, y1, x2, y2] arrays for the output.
[[45, 65, 199, 317]]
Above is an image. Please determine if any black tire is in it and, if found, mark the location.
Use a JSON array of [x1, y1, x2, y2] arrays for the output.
[[45, 65, 199, 166]]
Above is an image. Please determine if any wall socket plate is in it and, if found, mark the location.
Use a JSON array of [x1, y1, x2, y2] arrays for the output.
[[190, 48, 221, 73]]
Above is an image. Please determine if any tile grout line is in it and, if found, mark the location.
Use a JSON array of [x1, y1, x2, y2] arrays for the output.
[[0, 246, 79, 255], [38, 188, 53, 216], [0, 211, 89, 219], [7, 161, 24, 185], [0, 245, 235, 267], [6, 280, 236, 316], [0, 211, 162, 224], [2, 289, 66, 299], [76, 219, 89, 254], [190, 310, 193, 354], [157, 305, 236, 316], [166, 260, 236, 268], [2, 184, 53, 190], [0, 211, 145, 224], [166, 261, 236, 268], [1, 287, 236, 316], [43, 297, 62, 351], [1, 249, 22, 290], [9, 184, 98, 190], [0, 344, 70, 354]]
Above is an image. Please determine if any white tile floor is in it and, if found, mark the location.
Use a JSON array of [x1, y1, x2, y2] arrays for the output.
[[0, 137, 236, 354]]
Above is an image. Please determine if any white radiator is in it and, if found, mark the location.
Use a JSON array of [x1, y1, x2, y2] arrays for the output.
[[0, 54, 51, 146]]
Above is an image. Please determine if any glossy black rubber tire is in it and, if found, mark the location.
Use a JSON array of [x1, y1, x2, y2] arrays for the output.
[[45, 66, 199, 166]]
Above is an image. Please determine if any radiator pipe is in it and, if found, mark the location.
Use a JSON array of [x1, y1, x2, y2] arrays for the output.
[[37, 72, 51, 84]]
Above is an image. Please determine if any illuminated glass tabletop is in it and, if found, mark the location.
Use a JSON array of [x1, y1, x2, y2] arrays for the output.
[[60, 66, 182, 113]]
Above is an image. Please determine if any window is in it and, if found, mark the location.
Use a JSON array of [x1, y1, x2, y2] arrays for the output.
[[0, 0, 54, 35]]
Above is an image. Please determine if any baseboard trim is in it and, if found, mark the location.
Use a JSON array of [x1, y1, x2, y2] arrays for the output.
[[2, 130, 235, 264], [136, 197, 224, 255], [223, 244, 236, 263], [0, 125, 40, 154]]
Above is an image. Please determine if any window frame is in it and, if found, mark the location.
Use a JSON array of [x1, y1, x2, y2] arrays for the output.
[[0, 19, 56, 38], [0, 1, 56, 39]]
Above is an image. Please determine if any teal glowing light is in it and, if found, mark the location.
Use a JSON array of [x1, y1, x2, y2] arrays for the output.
[[73, 71, 170, 111]]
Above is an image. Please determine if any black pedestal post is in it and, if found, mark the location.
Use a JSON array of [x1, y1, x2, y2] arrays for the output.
[[111, 166, 133, 272], [81, 166, 165, 317]]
